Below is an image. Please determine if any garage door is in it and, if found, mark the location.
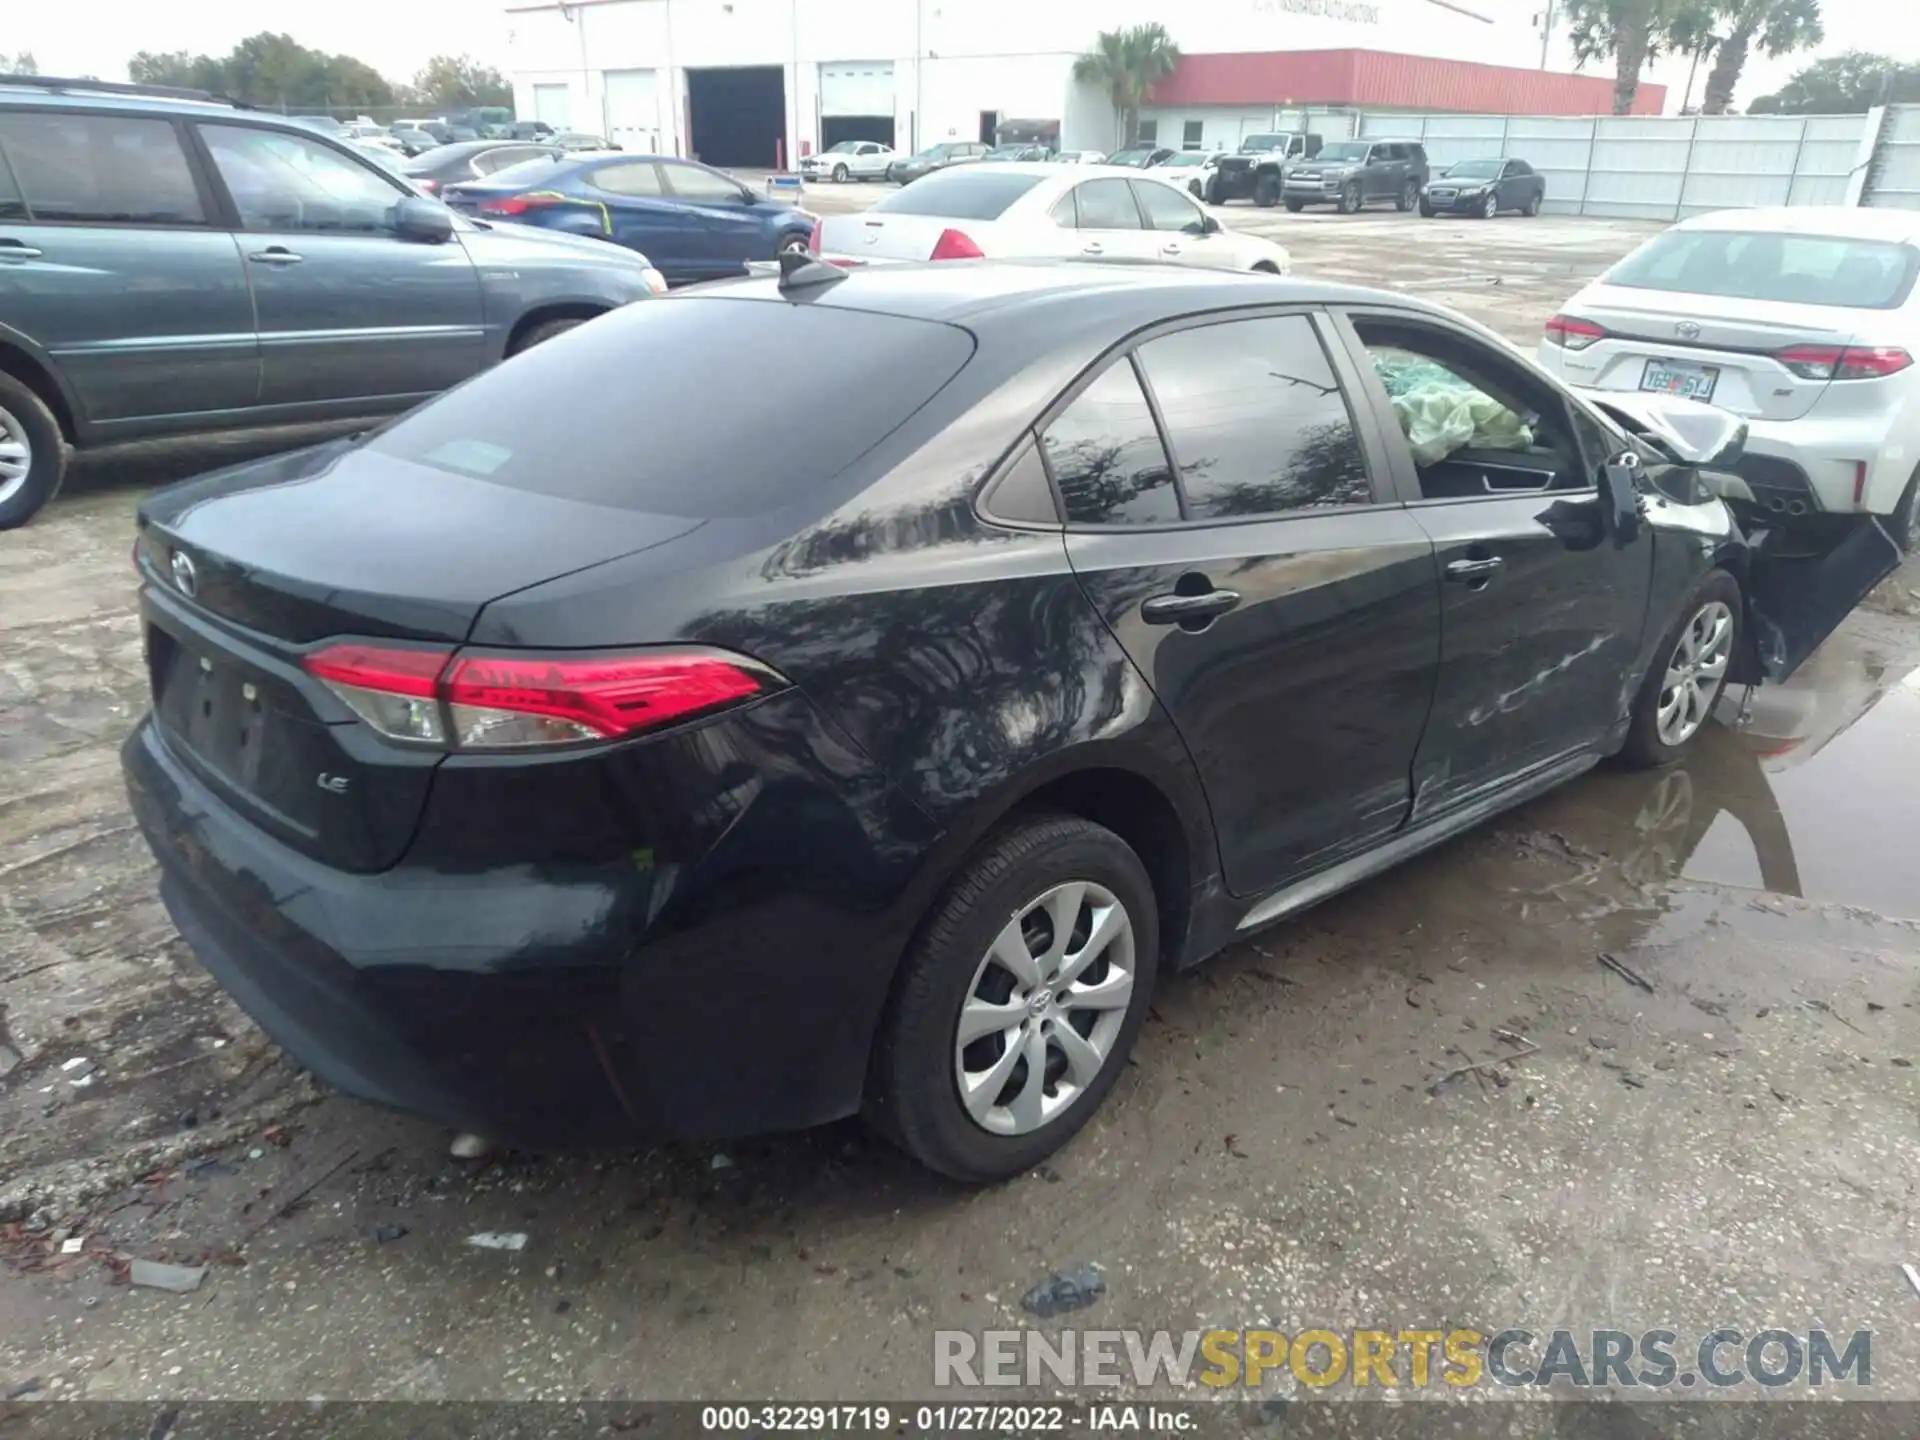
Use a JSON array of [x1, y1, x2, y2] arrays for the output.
[[532, 84, 572, 129], [819, 62, 894, 117], [604, 69, 659, 153]]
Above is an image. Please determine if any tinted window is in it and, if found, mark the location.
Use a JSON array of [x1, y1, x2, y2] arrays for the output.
[[201, 123, 402, 232], [369, 299, 974, 519], [1445, 159, 1503, 180], [1136, 317, 1372, 519], [1133, 180, 1201, 233], [1041, 362, 1179, 526], [1316, 142, 1369, 163], [662, 162, 745, 202], [1606, 229, 1920, 310], [0, 112, 204, 225], [474, 145, 550, 174], [486, 153, 570, 186], [1071, 179, 1141, 230], [872, 170, 1043, 219], [591, 160, 666, 196], [983, 438, 1059, 526], [0, 144, 23, 221]]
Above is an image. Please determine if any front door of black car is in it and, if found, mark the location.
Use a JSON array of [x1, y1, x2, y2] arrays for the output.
[[1333, 310, 1655, 821], [1052, 311, 1442, 897]]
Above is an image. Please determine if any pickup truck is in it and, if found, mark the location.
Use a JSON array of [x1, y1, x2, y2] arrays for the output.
[[1206, 132, 1324, 206]]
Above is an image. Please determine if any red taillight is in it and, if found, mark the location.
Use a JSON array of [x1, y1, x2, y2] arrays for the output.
[[415, 178, 440, 193], [302, 643, 775, 751], [808, 218, 823, 254], [1544, 314, 1606, 351], [478, 192, 567, 218], [929, 228, 984, 262], [1776, 343, 1913, 381]]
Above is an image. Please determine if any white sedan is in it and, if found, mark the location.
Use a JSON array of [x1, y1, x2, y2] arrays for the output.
[[816, 163, 1291, 274], [800, 140, 899, 183], [1156, 149, 1231, 200], [1538, 205, 1920, 547]]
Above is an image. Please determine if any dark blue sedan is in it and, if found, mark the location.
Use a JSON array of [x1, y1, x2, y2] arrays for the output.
[[442, 153, 816, 286]]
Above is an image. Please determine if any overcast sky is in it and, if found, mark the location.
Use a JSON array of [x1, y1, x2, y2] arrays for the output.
[[8, 0, 1904, 111]]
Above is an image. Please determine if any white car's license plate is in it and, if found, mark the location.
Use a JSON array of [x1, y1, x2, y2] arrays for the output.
[[1640, 359, 1719, 402]]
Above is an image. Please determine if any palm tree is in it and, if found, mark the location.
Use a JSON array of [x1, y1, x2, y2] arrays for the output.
[[1072, 24, 1181, 150], [1564, 0, 1701, 114], [1688, 0, 1824, 114]]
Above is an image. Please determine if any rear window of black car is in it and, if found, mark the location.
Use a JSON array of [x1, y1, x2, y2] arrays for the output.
[[872, 170, 1044, 219], [368, 298, 974, 518]]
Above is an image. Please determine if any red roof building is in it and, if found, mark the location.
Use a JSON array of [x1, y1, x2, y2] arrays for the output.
[[1148, 49, 1664, 116]]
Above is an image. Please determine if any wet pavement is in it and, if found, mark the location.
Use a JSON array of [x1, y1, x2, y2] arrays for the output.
[[4, 207, 1920, 1406]]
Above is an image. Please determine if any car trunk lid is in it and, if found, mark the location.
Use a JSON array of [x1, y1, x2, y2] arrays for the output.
[[136, 436, 702, 872], [818, 212, 1002, 262], [1571, 285, 1856, 422]]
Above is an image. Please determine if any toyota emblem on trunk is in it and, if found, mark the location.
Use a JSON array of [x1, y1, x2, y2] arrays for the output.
[[1675, 321, 1701, 340], [170, 550, 198, 598]]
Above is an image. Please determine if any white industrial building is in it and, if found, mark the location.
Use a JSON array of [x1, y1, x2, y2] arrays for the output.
[[503, 0, 1655, 170]]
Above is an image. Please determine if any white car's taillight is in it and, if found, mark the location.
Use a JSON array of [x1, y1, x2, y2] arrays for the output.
[[303, 643, 778, 750], [1544, 314, 1606, 351], [641, 267, 669, 297]]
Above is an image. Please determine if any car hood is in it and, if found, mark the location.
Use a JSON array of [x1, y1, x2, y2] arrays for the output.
[[461, 219, 655, 270]]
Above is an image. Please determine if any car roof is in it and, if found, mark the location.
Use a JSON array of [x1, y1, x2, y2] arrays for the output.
[[0, 77, 366, 142], [702, 258, 1438, 330], [1673, 205, 1920, 244]]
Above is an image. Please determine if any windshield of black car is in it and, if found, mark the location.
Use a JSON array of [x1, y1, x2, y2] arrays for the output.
[[370, 300, 975, 518], [869, 170, 1045, 219], [482, 154, 572, 185], [1445, 160, 1503, 179], [1315, 143, 1369, 164], [1606, 229, 1920, 309]]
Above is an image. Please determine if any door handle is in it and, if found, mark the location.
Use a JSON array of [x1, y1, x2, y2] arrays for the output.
[[248, 247, 304, 264], [1141, 588, 1242, 625], [0, 240, 42, 260], [1081, 242, 1104, 255], [1444, 556, 1505, 583]]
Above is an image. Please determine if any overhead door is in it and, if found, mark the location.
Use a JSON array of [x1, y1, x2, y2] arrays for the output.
[[604, 69, 660, 153], [819, 61, 894, 149], [532, 84, 572, 129]]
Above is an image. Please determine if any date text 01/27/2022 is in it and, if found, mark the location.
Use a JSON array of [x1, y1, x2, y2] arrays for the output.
[[697, 1405, 1192, 1432]]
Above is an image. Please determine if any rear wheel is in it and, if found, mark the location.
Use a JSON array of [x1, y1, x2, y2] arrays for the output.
[[866, 813, 1159, 1182], [777, 233, 810, 255], [509, 316, 589, 356], [831, 162, 849, 183], [1205, 177, 1225, 205], [1619, 570, 1742, 768], [1397, 179, 1419, 212], [1525, 192, 1543, 217], [0, 373, 67, 531], [1337, 181, 1362, 215], [1253, 173, 1281, 208], [1284, 198, 1305, 213], [1188, 179, 1204, 198]]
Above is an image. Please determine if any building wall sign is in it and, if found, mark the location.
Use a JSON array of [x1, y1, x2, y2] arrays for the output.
[[1254, 0, 1383, 23]]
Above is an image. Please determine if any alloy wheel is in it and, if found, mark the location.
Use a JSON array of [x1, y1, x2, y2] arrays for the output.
[[0, 403, 31, 508], [1656, 600, 1733, 747], [953, 880, 1136, 1137], [1482, 192, 1498, 219]]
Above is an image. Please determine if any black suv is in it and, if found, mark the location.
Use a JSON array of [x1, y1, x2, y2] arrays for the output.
[[1283, 140, 1430, 214]]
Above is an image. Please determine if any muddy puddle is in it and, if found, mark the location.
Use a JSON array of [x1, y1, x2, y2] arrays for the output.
[[1527, 627, 1920, 920]]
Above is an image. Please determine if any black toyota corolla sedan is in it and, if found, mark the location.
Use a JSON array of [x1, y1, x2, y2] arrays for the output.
[[121, 259, 1901, 1182]]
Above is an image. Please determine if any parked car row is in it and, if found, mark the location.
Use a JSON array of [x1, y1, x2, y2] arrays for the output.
[[0, 77, 668, 527]]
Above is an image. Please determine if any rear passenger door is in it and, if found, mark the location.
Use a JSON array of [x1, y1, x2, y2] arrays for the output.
[[1052, 310, 1441, 897], [0, 108, 259, 437], [1366, 144, 1402, 201]]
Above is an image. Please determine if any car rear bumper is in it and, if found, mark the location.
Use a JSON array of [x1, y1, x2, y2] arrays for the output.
[[122, 693, 937, 1147]]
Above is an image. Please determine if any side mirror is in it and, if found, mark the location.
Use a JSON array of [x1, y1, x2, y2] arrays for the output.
[[1601, 451, 1645, 546], [1201, 213, 1222, 234], [392, 195, 454, 243]]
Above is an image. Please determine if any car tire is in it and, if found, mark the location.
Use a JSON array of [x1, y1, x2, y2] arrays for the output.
[[1253, 173, 1281, 208], [0, 372, 68, 531], [1481, 192, 1500, 219], [1397, 180, 1419, 212], [1618, 569, 1743, 769], [1188, 179, 1204, 198], [866, 812, 1159, 1183], [831, 163, 849, 183], [1419, 202, 1435, 217], [1525, 192, 1543, 217], [1205, 177, 1225, 205], [1338, 182, 1361, 214], [1892, 463, 1920, 553], [777, 233, 810, 256], [509, 317, 589, 356], [1283, 198, 1305, 213]]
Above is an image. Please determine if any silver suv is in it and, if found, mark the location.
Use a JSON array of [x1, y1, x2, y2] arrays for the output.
[[0, 77, 667, 527]]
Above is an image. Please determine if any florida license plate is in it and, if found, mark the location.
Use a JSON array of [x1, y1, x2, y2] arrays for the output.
[[1640, 359, 1719, 402]]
